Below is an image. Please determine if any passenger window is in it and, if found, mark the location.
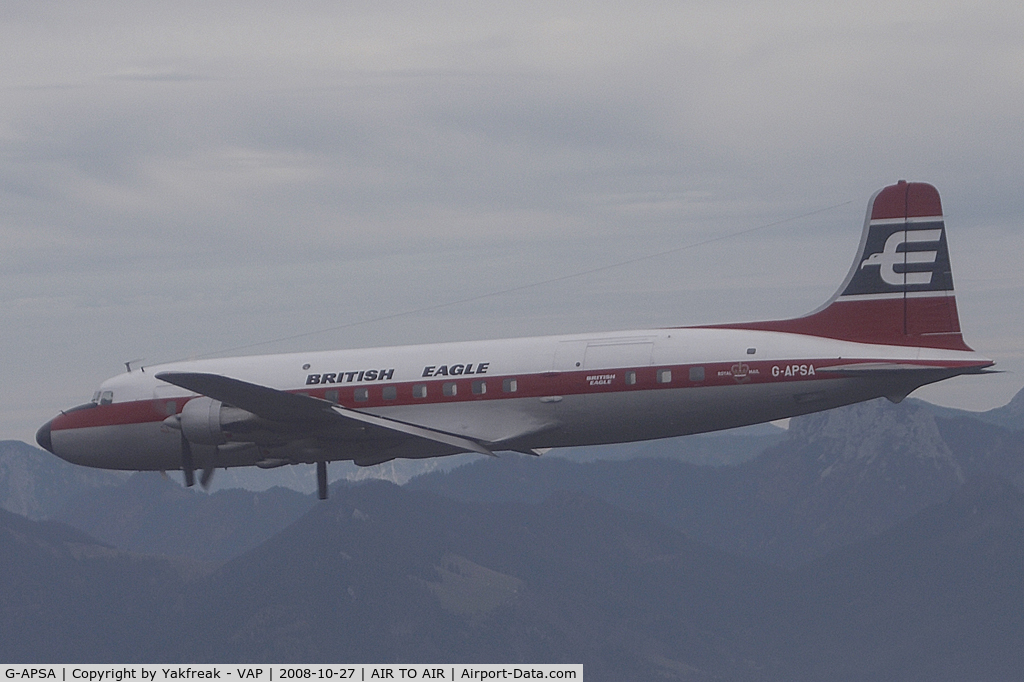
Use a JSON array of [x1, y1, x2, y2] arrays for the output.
[[413, 384, 427, 399], [689, 366, 705, 382], [382, 386, 397, 400], [472, 380, 486, 395], [656, 369, 672, 384], [443, 382, 457, 397], [502, 378, 517, 393], [325, 389, 340, 403], [354, 387, 369, 402], [625, 371, 636, 385]]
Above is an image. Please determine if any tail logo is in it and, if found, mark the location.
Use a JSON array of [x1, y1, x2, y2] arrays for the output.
[[860, 228, 943, 286]]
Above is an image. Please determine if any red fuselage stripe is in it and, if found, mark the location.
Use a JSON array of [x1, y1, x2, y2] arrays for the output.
[[50, 357, 987, 432]]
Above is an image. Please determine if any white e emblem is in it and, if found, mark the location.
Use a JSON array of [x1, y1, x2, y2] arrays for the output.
[[860, 229, 942, 286]]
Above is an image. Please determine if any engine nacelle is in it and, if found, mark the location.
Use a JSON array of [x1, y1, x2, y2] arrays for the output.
[[179, 397, 263, 446], [180, 397, 227, 445]]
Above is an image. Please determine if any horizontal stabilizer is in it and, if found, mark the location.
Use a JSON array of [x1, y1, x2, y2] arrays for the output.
[[815, 362, 961, 374]]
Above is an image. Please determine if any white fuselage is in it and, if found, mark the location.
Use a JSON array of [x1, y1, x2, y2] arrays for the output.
[[46, 325, 987, 472]]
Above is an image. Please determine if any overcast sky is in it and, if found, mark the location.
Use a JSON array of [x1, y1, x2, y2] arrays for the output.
[[3, 1, 1023, 443]]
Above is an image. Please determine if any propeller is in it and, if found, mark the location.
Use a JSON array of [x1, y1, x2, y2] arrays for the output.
[[317, 461, 328, 500], [181, 432, 195, 487], [200, 466, 215, 489], [175, 423, 215, 490]]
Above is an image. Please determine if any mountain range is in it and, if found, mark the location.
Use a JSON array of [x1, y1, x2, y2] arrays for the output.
[[3, 474, 1022, 679], [0, 439, 125, 519], [1, 388, 1021, 679], [409, 396, 1023, 567]]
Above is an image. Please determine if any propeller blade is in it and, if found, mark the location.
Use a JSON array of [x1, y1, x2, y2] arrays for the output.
[[200, 466, 215, 490], [317, 460, 328, 500], [181, 432, 195, 487]]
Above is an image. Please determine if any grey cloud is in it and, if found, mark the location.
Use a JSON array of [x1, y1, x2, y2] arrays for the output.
[[2, 1, 1023, 441]]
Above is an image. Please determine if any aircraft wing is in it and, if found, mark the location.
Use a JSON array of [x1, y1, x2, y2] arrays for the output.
[[157, 371, 331, 421], [155, 371, 496, 457]]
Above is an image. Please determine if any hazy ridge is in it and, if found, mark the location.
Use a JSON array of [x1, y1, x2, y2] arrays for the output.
[[1, 391, 1021, 679]]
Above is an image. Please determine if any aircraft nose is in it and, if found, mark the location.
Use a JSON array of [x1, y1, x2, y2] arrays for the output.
[[36, 419, 54, 454]]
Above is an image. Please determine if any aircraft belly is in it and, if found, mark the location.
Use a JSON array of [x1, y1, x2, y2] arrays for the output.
[[51, 422, 180, 471], [521, 375, 905, 448]]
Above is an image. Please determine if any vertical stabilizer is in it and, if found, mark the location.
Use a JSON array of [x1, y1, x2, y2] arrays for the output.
[[710, 181, 972, 351]]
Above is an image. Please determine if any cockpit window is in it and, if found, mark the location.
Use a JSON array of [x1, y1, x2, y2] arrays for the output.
[[92, 391, 101, 403], [98, 391, 113, 405]]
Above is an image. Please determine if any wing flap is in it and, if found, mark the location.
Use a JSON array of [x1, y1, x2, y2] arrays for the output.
[[329, 405, 495, 457]]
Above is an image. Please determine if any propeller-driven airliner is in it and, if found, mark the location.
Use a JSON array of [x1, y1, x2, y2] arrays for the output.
[[37, 181, 993, 498]]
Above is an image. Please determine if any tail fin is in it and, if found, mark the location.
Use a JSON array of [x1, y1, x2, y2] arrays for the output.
[[717, 181, 972, 351]]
